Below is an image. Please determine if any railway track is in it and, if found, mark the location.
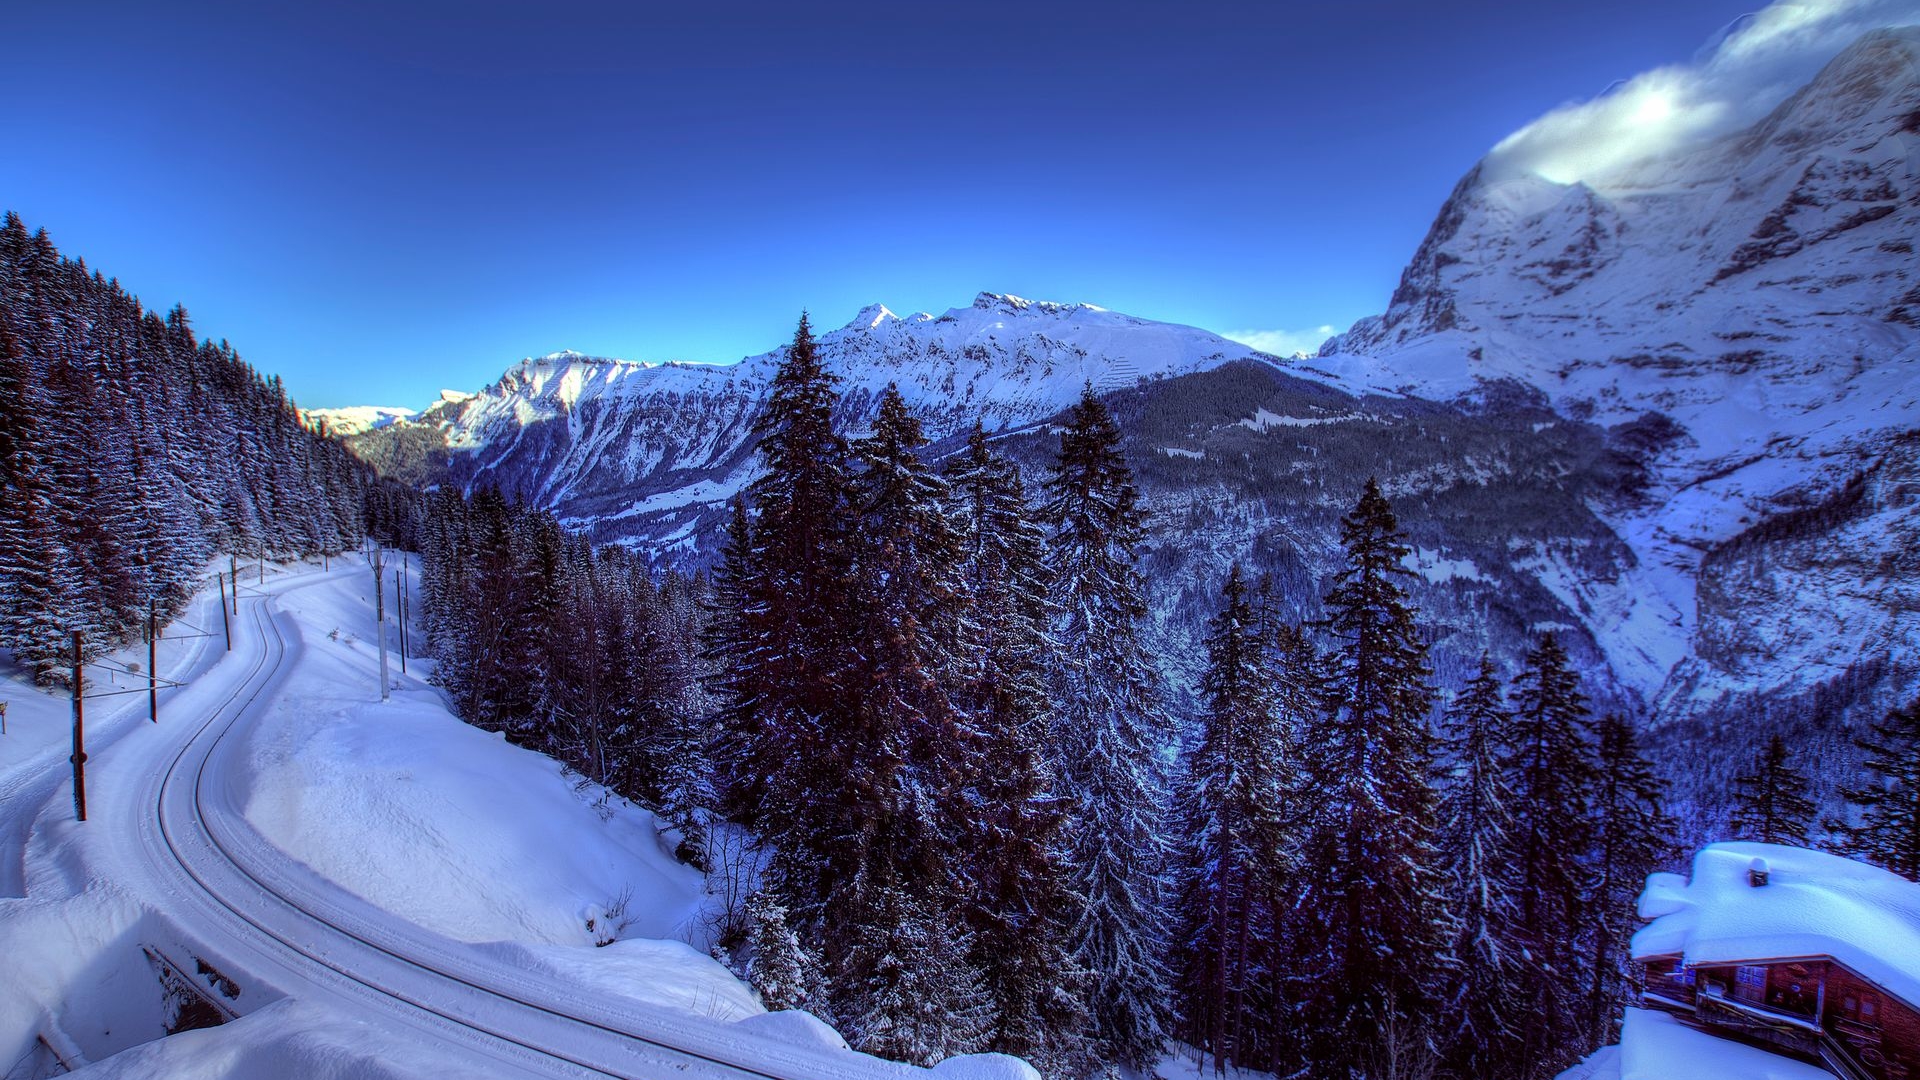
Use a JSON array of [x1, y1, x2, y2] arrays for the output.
[[135, 570, 902, 1080]]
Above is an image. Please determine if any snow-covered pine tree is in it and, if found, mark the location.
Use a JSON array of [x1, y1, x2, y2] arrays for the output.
[[1173, 564, 1296, 1074], [1436, 654, 1527, 1080], [1729, 733, 1817, 846], [747, 889, 823, 1013], [704, 496, 762, 810], [1289, 477, 1450, 1079], [1254, 606, 1326, 1073], [1042, 384, 1173, 1074], [840, 884, 991, 1068], [453, 488, 543, 738], [944, 422, 1092, 1078], [1504, 632, 1597, 1077], [640, 567, 717, 856], [722, 314, 862, 917], [832, 384, 991, 1052], [1585, 714, 1671, 1048], [1833, 699, 1920, 881], [848, 383, 969, 875], [0, 318, 79, 681]]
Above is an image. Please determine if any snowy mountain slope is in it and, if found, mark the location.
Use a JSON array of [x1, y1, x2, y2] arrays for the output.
[[344, 294, 1280, 549], [1315, 26, 1920, 728]]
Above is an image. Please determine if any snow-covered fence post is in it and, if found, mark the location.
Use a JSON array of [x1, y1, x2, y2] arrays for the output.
[[70, 630, 87, 822]]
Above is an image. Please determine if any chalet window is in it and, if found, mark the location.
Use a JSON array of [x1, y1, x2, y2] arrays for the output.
[[1735, 965, 1768, 1004]]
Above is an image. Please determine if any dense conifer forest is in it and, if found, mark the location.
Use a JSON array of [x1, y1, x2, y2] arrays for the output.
[[0, 215, 408, 682]]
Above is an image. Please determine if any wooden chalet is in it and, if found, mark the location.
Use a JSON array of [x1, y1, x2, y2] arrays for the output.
[[1633, 845, 1920, 1080]]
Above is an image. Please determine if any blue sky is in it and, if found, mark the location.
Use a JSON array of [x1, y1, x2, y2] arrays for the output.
[[3, 0, 1788, 408]]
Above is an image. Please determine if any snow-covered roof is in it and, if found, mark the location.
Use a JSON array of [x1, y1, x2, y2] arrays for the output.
[[1633, 842, 1920, 1009]]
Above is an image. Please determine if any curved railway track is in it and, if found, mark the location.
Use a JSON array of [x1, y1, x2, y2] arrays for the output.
[[129, 570, 901, 1080]]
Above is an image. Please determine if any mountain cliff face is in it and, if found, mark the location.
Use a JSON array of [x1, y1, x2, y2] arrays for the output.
[[1315, 27, 1920, 741], [342, 27, 1919, 831]]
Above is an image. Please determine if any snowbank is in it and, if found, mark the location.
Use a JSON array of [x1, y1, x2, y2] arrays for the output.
[[1617, 1008, 1828, 1080]]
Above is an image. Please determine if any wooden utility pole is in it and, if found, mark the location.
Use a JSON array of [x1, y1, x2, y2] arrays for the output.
[[218, 575, 231, 650], [394, 567, 407, 675], [371, 544, 390, 701], [229, 555, 239, 615], [148, 599, 158, 723], [71, 630, 87, 822]]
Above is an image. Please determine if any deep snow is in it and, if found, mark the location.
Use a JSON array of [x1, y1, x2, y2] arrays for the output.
[[0, 558, 1033, 1079]]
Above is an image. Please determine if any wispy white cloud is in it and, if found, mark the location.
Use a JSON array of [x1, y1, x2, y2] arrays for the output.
[[1225, 325, 1338, 358], [1486, 0, 1920, 184]]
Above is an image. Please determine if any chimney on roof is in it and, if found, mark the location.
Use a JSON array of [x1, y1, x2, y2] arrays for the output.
[[1749, 856, 1771, 887]]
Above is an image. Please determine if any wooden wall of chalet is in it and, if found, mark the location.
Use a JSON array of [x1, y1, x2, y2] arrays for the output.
[[1825, 964, 1920, 1080]]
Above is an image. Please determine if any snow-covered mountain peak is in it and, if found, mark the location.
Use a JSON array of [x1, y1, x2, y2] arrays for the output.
[[1328, 24, 1919, 404], [301, 404, 418, 437], [972, 291, 1030, 314], [526, 348, 623, 367], [844, 303, 898, 330], [965, 291, 1107, 319]]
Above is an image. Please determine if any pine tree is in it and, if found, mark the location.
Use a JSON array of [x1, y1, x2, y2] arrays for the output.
[[1042, 384, 1172, 1073], [705, 496, 761, 810], [848, 383, 970, 890], [1290, 477, 1449, 1078], [1173, 564, 1296, 1074], [724, 314, 863, 914], [1257, 611, 1326, 1074], [1586, 714, 1671, 1047], [840, 884, 992, 1067], [1833, 699, 1920, 880], [1436, 655, 1526, 1080], [748, 889, 823, 1013], [1729, 734, 1816, 846], [945, 422, 1092, 1078], [830, 384, 994, 1051], [1505, 632, 1597, 1077]]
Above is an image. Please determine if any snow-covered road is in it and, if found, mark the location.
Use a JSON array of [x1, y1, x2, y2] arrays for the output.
[[11, 565, 920, 1079]]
